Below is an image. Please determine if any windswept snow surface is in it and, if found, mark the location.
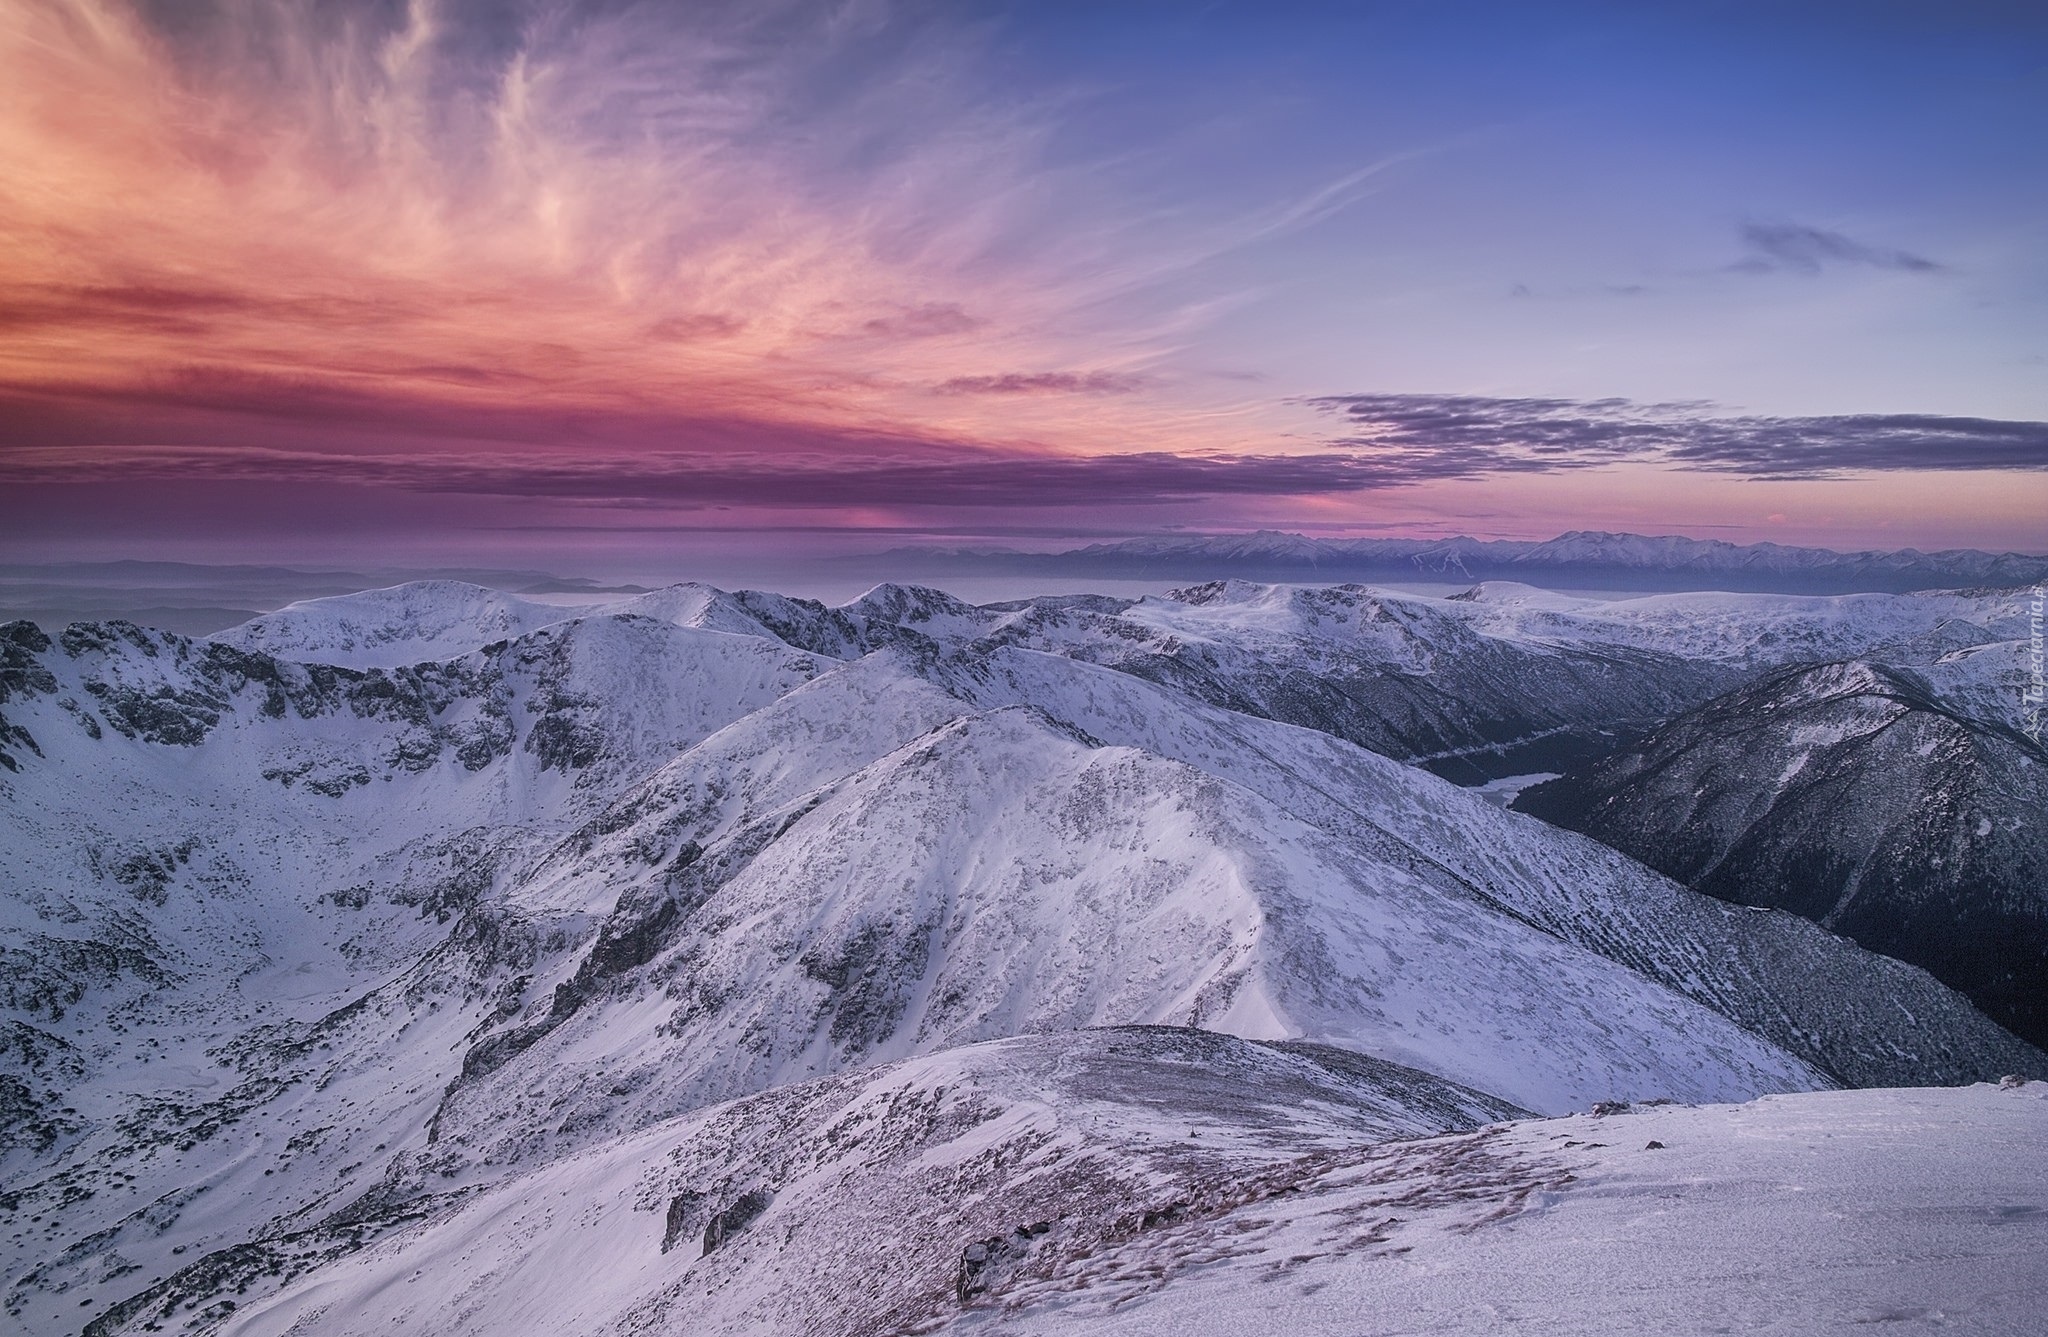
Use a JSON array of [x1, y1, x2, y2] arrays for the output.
[[124, 1071, 2048, 1337], [989, 1080, 2048, 1337], [2, 577, 2044, 1335], [193, 1028, 1529, 1337]]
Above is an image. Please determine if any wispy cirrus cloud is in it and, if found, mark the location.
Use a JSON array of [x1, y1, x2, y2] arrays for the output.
[[935, 371, 1146, 396], [1730, 223, 1945, 275], [0, 0, 1307, 467], [859, 305, 985, 340]]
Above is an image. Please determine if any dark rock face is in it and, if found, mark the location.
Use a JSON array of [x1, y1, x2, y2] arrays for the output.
[[660, 1191, 706, 1254], [0, 621, 59, 702], [956, 1221, 1054, 1305], [701, 1189, 774, 1256], [1516, 661, 2048, 1047]]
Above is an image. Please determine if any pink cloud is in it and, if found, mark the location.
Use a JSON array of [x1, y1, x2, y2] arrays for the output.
[[0, 0, 1257, 483]]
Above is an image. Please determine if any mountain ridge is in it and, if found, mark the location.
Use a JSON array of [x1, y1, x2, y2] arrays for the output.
[[1515, 657, 2048, 1047], [4, 579, 2044, 1335]]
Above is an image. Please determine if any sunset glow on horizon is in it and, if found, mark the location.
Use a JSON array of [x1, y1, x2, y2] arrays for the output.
[[4, 0, 2045, 570]]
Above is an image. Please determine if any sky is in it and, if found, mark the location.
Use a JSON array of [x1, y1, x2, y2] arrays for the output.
[[1, 0, 2045, 574]]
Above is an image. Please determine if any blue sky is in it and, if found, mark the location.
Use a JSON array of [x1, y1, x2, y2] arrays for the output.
[[988, 0, 2048, 414]]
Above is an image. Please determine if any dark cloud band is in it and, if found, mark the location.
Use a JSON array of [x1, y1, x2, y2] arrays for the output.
[[6, 395, 2041, 514], [0, 443, 1427, 509], [1308, 394, 2048, 479]]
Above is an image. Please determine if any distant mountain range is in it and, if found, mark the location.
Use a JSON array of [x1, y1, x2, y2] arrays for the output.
[[0, 561, 647, 635], [886, 530, 2048, 593]]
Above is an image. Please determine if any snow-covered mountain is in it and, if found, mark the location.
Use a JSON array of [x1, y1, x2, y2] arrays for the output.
[[3, 579, 2043, 1335], [212, 580, 823, 670], [201, 576, 2033, 784], [210, 581, 618, 668], [973, 579, 2032, 780], [1516, 659, 2048, 1048], [56, 1036, 2048, 1337]]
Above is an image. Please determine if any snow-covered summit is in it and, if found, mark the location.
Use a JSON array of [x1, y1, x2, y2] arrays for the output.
[[211, 579, 604, 666], [597, 582, 783, 639], [1444, 580, 1602, 611], [841, 582, 995, 643]]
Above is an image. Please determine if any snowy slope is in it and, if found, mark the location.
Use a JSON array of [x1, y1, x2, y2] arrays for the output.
[[1918, 637, 2039, 734], [78, 1063, 2048, 1337], [931, 644, 2036, 1090], [417, 683, 1822, 1176], [1539, 585, 2037, 675], [987, 1080, 2048, 1337], [406, 639, 2031, 1186], [0, 615, 827, 1156], [209, 581, 613, 668], [207, 581, 835, 669], [983, 579, 2031, 779], [67, 1028, 1519, 1337], [1517, 659, 2048, 1046], [205, 580, 967, 672], [968, 581, 1736, 780], [4, 579, 2045, 1336]]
